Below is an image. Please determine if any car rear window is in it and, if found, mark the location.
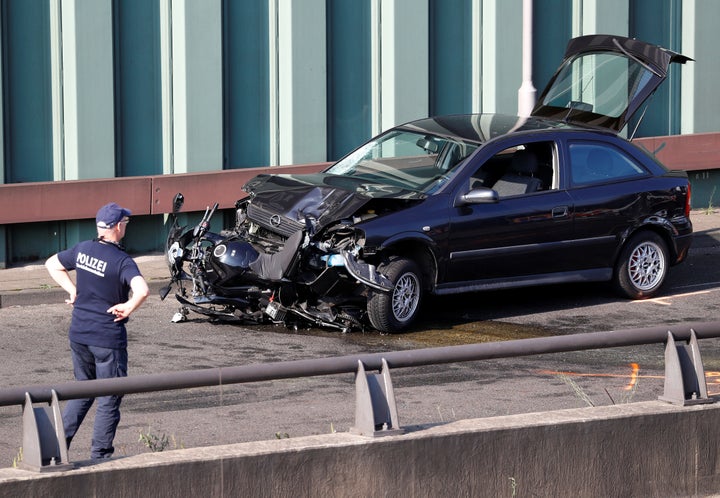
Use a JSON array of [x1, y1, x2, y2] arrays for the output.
[[569, 143, 647, 186]]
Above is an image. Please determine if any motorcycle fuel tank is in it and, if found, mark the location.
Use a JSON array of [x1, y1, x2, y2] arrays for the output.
[[212, 240, 259, 274]]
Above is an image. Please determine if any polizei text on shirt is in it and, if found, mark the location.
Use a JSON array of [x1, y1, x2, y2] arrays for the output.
[[76, 252, 108, 277]]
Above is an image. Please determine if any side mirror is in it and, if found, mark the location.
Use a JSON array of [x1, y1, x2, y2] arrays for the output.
[[456, 187, 499, 206], [172, 193, 185, 214]]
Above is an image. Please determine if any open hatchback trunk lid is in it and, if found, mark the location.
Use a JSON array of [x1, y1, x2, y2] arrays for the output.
[[531, 34, 692, 133]]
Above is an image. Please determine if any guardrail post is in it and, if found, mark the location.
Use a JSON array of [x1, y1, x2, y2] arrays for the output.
[[21, 390, 73, 471], [350, 358, 403, 437], [659, 329, 714, 406]]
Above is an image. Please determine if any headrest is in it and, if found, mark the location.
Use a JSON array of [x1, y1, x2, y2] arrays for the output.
[[511, 149, 539, 175]]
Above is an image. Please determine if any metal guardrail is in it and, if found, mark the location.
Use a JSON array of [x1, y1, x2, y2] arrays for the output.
[[8, 320, 720, 471]]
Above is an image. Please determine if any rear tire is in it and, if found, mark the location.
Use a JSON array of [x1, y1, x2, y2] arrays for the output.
[[367, 258, 422, 333], [613, 231, 668, 299]]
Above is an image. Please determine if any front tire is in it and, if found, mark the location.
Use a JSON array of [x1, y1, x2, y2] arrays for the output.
[[367, 257, 422, 333], [613, 231, 668, 299]]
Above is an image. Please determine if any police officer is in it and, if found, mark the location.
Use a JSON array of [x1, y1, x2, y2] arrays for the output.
[[45, 202, 149, 460]]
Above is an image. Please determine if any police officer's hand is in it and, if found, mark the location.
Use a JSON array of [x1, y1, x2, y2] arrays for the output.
[[65, 292, 76, 306], [107, 303, 132, 322]]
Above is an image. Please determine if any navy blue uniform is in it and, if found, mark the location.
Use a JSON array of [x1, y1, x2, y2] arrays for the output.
[[57, 239, 142, 459], [58, 239, 142, 348]]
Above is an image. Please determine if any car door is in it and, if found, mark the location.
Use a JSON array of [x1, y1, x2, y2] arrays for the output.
[[562, 139, 654, 270], [442, 140, 575, 286]]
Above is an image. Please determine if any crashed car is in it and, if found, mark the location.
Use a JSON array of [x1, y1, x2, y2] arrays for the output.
[[161, 34, 693, 333]]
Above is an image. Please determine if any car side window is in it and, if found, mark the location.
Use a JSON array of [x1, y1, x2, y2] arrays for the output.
[[470, 141, 557, 197], [569, 143, 647, 186]]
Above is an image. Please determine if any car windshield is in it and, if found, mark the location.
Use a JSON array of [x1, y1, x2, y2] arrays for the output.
[[326, 130, 479, 193]]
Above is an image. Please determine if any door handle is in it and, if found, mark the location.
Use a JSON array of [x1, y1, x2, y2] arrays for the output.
[[552, 206, 569, 218]]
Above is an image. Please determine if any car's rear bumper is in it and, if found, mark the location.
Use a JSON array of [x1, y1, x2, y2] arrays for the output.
[[672, 232, 693, 264]]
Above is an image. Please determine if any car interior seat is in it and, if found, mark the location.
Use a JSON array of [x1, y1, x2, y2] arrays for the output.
[[491, 149, 542, 196], [471, 155, 507, 189], [528, 143, 554, 190]]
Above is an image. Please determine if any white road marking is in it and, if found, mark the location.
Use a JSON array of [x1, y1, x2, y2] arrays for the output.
[[630, 288, 715, 306]]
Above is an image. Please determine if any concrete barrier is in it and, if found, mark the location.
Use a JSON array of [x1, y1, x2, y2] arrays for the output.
[[1, 400, 719, 497]]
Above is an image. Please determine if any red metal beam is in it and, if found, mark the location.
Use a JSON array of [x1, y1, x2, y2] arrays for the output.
[[0, 163, 329, 225], [0, 131, 718, 226], [150, 163, 330, 214], [0, 177, 152, 224], [634, 132, 720, 172]]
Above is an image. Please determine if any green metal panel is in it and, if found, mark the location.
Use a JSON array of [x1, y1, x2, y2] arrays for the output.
[[8, 220, 68, 264], [223, 0, 269, 168], [532, 0, 572, 92], [276, 0, 328, 165], [429, 0, 472, 116], [327, 0, 371, 160], [111, 1, 166, 258], [7, 214, 163, 265], [629, 0, 683, 137], [687, 2, 720, 133], [172, 0, 223, 173], [0, 227, 6, 268], [378, 0, 429, 130], [1, 0, 53, 183], [689, 170, 720, 211], [122, 215, 167, 254], [61, 0, 115, 180], [2, 0, 55, 263], [481, 0, 522, 114], [114, 0, 163, 176]]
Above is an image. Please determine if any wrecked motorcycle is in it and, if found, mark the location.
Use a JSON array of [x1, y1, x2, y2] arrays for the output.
[[159, 191, 406, 333]]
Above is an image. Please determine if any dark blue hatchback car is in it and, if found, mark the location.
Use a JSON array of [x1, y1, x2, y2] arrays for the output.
[[165, 35, 693, 333]]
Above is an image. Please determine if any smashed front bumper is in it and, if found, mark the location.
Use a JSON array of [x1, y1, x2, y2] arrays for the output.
[[341, 251, 393, 291]]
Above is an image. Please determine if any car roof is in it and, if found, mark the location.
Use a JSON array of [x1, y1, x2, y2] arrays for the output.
[[397, 113, 599, 145]]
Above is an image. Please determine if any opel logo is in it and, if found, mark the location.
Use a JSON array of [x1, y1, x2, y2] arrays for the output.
[[270, 214, 282, 227]]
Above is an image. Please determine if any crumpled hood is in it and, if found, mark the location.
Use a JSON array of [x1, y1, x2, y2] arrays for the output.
[[243, 173, 423, 229]]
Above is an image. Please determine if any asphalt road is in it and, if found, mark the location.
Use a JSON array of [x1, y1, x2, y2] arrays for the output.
[[0, 215, 719, 466]]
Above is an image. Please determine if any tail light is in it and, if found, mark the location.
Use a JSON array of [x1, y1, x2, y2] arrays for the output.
[[685, 182, 692, 218]]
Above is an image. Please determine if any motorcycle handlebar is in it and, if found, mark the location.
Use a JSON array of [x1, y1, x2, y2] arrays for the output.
[[192, 202, 220, 238], [207, 202, 219, 221]]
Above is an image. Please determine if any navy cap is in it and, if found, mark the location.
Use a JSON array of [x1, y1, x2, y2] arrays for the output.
[[96, 203, 131, 229]]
